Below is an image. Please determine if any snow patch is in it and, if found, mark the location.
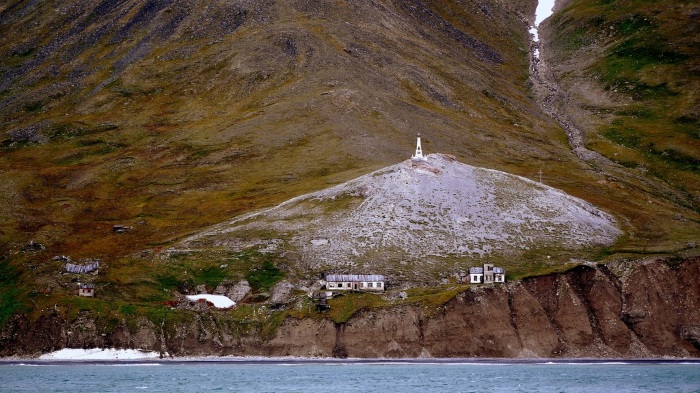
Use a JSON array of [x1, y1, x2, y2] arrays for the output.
[[530, 27, 539, 43], [186, 294, 236, 309], [311, 238, 329, 246], [531, 0, 556, 57], [535, 0, 556, 26], [39, 348, 162, 360]]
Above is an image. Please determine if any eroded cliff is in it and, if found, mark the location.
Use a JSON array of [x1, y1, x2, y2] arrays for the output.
[[2, 257, 698, 358], [268, 257, 700, 358]]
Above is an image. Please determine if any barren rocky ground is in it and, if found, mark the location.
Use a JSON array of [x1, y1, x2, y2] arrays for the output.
[[180, 153, 620, 283]]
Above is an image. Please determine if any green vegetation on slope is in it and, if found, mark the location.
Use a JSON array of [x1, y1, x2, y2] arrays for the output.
[[246, 259, 284, 293], [547, 0, 700, 213], [0, 256, 26, 327]]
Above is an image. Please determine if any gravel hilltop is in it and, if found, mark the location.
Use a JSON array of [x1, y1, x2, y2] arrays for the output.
[[181, 154, 621, 277]]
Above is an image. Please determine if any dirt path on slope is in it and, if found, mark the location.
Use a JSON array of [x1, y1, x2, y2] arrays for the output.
[[529, 39, 614, 165]]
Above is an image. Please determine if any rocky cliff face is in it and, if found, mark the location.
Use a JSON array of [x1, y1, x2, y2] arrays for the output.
[[3, 257, 698, 358], [268, 257, 700, 358]]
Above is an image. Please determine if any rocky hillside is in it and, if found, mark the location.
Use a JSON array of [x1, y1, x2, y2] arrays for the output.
[[1, 0, 696, 261], [180, 153, 620, 282], [1, 0, 556, 258], [533, 0, 699, 248]]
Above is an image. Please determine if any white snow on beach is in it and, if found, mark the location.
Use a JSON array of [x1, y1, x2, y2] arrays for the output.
[[186, 294, 236, 309], [39, 348, 162, 360]]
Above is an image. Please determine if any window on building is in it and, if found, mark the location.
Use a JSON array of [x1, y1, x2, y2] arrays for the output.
[[368, 282, 373, 288], [377, 283, 382, 288], [337, 283, 343, 288]]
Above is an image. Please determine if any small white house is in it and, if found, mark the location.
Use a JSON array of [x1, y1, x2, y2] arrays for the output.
[[325, 274, 385, 292], [469, 264, 505, 284], [77, 283, 95, 297]]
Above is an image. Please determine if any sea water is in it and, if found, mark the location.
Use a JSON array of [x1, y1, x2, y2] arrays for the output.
[[1, 360, 699, 392]]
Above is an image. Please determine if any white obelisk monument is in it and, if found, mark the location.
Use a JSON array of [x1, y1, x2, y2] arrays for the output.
[[412, 134, 425, 160]]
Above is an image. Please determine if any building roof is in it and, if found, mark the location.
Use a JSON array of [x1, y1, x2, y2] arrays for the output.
[[470, 266, 505, 274], [326, 274, 385, 282], [78, 283, 95, 289], [65, 261, 100, 274]]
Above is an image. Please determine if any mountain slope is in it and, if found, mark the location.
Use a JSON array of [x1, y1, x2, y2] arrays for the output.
[[0, 0, 699, 350], [1, 0, 560, 258], [1, 0, 696, 262], [536, 0, 700, 239]]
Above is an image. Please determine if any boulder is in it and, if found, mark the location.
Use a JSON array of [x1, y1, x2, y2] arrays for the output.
[[225, 280, 251, 302], [21, 241, 45, 252], [270, 281, 295, 304]]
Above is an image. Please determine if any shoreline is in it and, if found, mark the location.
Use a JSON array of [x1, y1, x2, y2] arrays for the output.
[[2, 356, 700, 366]]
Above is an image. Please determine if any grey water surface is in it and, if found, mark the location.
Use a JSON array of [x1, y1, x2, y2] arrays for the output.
[[1, 360, 699, 392]]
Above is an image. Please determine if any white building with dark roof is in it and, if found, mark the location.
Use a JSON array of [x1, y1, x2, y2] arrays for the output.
[[325, 274, 385, 292], [469, 263, 505, 284], [77, 283, 95, 297]]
